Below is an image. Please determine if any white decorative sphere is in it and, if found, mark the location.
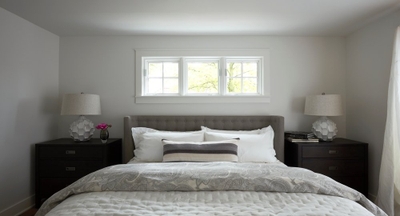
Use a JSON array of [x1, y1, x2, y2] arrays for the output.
[[311, 116, 337, 141], [69, 116, 95, 142]]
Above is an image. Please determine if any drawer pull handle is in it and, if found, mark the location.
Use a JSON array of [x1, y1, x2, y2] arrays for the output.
[[329, 166, 338, 171], [65, 150, 76, 155], [328, 150, 337, 154], [65, 167, 76, 171]]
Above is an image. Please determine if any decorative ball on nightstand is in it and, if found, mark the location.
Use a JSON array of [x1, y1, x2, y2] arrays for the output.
[[69, 116, 95, 141], [311, 116, 338, 141]]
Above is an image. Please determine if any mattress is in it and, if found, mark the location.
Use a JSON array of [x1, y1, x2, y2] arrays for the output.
[[47, 191, 374, 216]]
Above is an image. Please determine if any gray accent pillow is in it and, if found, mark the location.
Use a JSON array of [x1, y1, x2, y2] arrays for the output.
[[162, 140, 239, 162]]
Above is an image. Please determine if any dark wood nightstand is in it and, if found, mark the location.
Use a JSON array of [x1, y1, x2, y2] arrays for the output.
[[284, 138, 368, 196], [35, 138, 122, 208]]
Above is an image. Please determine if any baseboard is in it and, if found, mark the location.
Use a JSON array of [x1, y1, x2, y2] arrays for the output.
[[0, 195, 35, 216]]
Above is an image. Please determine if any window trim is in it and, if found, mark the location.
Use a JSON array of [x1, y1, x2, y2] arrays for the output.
[[135, 49, 270, 103]]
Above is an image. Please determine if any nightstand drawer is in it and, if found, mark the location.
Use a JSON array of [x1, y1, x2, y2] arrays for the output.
[[302, 146, 365, 158], [39, 146, 103, 158], [39, 160, 104, 177], [302, 159, 365, 177]]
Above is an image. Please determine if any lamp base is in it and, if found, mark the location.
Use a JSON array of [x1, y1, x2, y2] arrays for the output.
[[311, 116, 337, 141], [69, 116, 95, 142]]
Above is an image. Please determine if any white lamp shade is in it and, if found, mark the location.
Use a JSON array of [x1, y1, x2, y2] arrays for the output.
[[61, 93, 101, 115], [304, 94, 343, 116]]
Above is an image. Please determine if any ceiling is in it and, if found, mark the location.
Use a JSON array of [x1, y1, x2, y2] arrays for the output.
[[0, 0, 399, 36]]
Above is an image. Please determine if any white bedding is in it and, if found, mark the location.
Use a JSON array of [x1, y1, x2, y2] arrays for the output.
[[47, 191, 374, 216], [37, 162, 386, 216]]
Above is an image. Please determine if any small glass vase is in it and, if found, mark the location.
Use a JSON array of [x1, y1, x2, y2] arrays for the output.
[[100, 129, 109, 143]]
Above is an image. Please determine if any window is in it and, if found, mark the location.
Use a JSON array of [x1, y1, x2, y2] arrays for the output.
[[226, 60, 259, 94], [135, 49, 270, 103], [144, 59, 179, 94], [186, 59, 219, 94]]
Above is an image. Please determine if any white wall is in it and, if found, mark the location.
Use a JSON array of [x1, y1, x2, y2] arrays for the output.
[[0, 2, 397, 212], [58, 36, 347, 143], [0, 8, 59, 215], [346, 9, 400, 199]]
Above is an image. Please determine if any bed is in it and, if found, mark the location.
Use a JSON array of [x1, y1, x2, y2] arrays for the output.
[[36, 115, 386, 216]]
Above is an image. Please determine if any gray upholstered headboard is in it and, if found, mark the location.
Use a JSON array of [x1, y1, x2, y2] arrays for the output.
[[123, 116, 285, 163]]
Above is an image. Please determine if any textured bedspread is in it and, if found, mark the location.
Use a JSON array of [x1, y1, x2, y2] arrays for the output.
[[45, 191, 375, 216], [36, 162, 386, 216]]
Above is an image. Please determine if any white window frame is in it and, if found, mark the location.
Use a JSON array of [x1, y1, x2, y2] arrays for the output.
[[135, 49, 270, 103]]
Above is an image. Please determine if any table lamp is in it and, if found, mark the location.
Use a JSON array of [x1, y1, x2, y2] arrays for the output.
[[304, 93, 343, 141], [61, 93, 101, 142]]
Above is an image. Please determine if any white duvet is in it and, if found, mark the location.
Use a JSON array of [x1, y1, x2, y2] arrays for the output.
[[37, 162, 386, 216], [47, 191, 374, 216]]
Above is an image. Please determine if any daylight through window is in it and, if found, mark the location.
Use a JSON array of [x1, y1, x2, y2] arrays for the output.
[[143, 57, 262, 96]]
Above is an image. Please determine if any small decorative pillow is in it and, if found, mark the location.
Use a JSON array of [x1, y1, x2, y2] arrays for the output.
[[201, 126, 270, 134], [162, 140, 239, 162]]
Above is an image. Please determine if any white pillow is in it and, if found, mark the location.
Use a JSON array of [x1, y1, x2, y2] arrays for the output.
[[201, 126, 270, 134], [204, 126, 276, 162], [131, 127, 204, 162]]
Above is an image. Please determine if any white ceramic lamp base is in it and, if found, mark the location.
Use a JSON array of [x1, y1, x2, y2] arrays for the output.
[[311, 116, 337, 141], [69, 115, 95, 142]]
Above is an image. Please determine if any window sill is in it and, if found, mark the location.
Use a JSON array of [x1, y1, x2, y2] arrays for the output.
[[135, 96, 270, 104]]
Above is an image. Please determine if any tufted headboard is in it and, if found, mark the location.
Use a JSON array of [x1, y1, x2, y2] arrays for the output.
[[123, 115, 285, 163]]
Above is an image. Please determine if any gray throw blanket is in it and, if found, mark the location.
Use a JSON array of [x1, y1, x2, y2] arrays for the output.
[[36, 162, 386, 216]]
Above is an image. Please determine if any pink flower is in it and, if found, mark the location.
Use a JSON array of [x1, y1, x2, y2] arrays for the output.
[[96, 123, 112, 130]]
